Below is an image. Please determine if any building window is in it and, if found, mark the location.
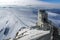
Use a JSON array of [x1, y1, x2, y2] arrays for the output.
[[42, 18, 47, 23]]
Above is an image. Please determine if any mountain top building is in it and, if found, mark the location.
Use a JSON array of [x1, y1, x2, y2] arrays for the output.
[[37, 9, 60, 40], [37, 9, 51, 30]]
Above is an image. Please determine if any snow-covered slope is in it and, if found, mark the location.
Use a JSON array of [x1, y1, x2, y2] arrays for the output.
[[0, 7, 60, 40], [17, 29, 50, 40], [0, 8, 37, 40], [0, 10, 22, 40]]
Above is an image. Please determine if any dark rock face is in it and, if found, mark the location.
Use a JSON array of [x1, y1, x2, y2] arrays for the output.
[[53, 27, 58, 36], [53, 27, 60, 40], [0, 28, 4, 33], [4, 27, 10, 36]]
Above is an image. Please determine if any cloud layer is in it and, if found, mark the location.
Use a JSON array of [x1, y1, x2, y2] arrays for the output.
[[0, 0, 60, 8]]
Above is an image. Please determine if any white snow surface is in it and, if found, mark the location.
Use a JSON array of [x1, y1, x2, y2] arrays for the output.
[[17, 29, 50, 40], [0, 8, 37, 40]]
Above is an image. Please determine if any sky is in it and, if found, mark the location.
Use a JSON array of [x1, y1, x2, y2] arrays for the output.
[[41, 0, 60, 3], [0, 0, 60, 8]]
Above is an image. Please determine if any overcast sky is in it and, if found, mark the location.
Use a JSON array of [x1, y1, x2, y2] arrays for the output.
[[0, 0, 60, 8]]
